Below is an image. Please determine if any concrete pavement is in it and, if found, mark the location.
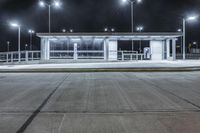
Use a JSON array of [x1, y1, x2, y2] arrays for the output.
[[0, 72, 200, 132]]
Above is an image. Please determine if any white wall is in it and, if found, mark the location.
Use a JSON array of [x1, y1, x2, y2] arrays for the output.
[[108, 40, 118, 61], [74, 43, 78, 60], [150, 41, 164, 60], [40, 38, 50, 60], [166, 39, 170, 60]]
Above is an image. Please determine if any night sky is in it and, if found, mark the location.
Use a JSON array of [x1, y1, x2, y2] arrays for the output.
[[0, 0, 200, 51]]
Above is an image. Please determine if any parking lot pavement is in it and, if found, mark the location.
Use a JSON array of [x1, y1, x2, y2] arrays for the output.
[[0, 72, 200, 133], [25, 113, 200, 133]]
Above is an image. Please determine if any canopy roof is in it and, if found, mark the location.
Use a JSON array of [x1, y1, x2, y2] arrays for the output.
[[37, 32, 182, 41]]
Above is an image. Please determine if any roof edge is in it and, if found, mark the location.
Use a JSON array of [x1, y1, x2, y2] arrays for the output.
[[37, 32, 182, 37]]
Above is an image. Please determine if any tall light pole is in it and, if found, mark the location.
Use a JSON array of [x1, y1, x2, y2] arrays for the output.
[[10, 22, 21, 62], [182, 16, 198, 60], [177, 28, 182, 54], [39, 0, 62, 33], [28, 29, 35, 50], [136, 26, 143, 53], [122, 0, 142, 51]]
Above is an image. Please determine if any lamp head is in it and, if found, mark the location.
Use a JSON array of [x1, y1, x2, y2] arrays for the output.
[[111, 28, 115, 32], [177, 29, 182, 32], [136, 26, 144, 31], [10, 22, 20, 27], [53, 1, 61, 8], [187, 16, 198, 21], [39, 1, 45, 7], [193, 41, 197, 45], [104, 28, 108, 32], [62, 29, 66, 33], [28, 30, 35, 33], [70, 29, 73, 33]]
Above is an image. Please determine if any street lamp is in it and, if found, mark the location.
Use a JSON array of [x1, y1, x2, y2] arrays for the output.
[[54, 1, 61, 7], [182, 15, 198, 60], [39, 0, 62, 33], [28, 29, 35, 50], [177, 28, 183, 54], [111, 28, 115, 32], [10, 22, 21, 62], [69, 29, 73, 33], [104, 28, 108, 32], [136, 26, 144, 53], [177, 29, 182, 32], [136, 26, 143, 32], [104, 28, 115, 32], [62, 29, 66, 33], [193, 41, 198, 49], [25, 44, 28, 51], [122, 0, 142, 51]]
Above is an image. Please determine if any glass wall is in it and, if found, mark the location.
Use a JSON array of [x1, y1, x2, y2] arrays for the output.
[[50, 40, 73, 51], [49, 38, 104, 59]]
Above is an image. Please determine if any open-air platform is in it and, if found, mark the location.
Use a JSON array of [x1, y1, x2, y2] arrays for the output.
[[0, 60, 200, 72]]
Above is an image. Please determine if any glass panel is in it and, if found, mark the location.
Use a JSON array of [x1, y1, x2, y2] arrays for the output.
[[50, 39, 104, 51], [50, 40, 73, 51], [49, 38, 104, 59]]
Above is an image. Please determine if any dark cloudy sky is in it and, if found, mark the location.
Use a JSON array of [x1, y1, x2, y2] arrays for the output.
[[0, 0, 200, 51]]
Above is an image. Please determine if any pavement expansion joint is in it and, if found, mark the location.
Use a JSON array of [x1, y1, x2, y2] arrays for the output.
[[15, 74, 70, 133], [1, 109, 200, 115]]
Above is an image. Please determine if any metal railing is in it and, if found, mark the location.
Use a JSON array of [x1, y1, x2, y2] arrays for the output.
[[4, 50, 199, 63], [176, 53, 200, 60], [50, 50, 74, 59], [78, 50, 104, 59], [0, 51, 40, 63], [191, 48, 200, 54], [118, 51, 145, 61], [50, 50, 104, 59]]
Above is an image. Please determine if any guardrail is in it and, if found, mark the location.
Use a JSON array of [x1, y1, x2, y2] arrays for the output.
[[50, 50, 104, 59], [5, 51, 199, 63], [176, 54, 200, 60], [118, 51, 145, 61], [0, 51, 40, 63]]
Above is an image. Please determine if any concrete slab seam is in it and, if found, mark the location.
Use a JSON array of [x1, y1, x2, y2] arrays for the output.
[[15, 74, 70, 133]]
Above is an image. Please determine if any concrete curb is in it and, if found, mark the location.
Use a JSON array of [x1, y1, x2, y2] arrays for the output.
[[1, 67, 200, 73]]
